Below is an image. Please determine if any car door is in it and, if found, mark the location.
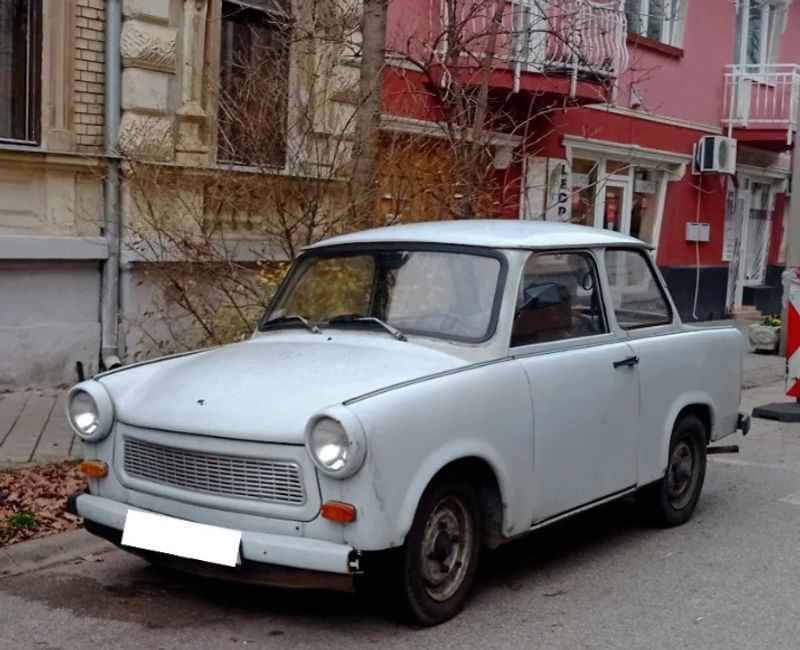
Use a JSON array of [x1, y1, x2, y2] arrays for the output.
[[511, 249, 640, 523], [603, 247, 685, 485]]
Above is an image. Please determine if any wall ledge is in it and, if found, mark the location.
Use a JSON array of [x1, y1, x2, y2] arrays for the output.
[[0, 235, 109, 260]]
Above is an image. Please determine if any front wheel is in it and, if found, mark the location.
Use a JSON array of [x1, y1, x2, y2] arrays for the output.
[[640, 414, 707, 526], [396, 477, 482, 626]]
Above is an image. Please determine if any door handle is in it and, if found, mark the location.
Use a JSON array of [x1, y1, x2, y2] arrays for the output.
[[613, 355, 639, 369]]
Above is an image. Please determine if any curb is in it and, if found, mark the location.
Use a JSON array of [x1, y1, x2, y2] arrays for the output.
[[0, 528, 115, 579]]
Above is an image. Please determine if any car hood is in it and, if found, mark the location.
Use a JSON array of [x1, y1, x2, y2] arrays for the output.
[[100, 332, 466, 443]]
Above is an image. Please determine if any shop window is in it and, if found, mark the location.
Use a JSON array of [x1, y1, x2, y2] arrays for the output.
[[0, 0, 41, 144], [625, 0, 684, 47], [570, 159, 599, 228], [606, 159, 631, 175], [631, 170, 661, 245], [218, 0, 290, 167]]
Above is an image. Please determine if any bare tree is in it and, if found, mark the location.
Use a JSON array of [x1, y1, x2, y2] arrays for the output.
[[350, 0, 389, 227], [118, 0, 444, 355], [117, 0, 631, 356], [390, 0, 627, 219]]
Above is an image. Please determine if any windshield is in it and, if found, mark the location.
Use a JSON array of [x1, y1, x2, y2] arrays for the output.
[[262, 247, 504, 342]]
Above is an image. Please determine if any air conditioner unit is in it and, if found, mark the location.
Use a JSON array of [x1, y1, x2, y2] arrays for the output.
[[693, 136, 737, 175]]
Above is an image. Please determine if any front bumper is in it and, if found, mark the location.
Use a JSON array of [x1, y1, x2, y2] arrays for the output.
[[70, 492, 359, 584]]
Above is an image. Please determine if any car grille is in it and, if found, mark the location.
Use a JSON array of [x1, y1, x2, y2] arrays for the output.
[[123, 437, 306, 505]]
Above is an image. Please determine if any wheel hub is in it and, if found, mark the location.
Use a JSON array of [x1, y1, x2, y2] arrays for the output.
[[420, 497, 473, 602], [667, 440, 696, 508]]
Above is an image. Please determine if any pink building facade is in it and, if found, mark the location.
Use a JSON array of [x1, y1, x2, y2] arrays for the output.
[[383, 0, 800, 321]]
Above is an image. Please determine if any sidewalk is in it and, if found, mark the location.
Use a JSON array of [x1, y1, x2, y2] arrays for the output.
[[0, 388, 81, 468], [0, 347, 789, 468]]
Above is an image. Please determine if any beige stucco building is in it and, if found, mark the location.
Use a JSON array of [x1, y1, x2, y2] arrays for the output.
[[1, 0, 106, 387], [0, 0, 360, 387]]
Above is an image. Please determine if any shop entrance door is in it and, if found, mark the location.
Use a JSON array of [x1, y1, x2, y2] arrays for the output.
[[601, 180, 632, 234]]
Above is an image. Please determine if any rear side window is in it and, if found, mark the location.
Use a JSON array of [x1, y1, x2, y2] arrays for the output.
[[511, 252, 607, 347], [605, 249, 672, 329]]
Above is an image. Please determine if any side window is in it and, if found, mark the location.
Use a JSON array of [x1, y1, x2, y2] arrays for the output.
[[605, 249, 672, 329], [511, 252, 607, 347]]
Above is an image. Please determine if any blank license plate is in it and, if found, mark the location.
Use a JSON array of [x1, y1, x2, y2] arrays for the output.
[[122, 510, 242, 567]]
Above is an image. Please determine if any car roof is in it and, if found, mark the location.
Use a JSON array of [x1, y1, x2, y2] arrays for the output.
[[306, 219, 650, 251]]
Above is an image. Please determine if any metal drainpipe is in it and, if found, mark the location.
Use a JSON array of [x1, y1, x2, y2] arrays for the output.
[[100, 0, 122, 371]]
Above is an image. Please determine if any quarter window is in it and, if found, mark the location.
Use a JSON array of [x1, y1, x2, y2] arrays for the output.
[[0, 0, 41, 144], [511, 252, 607, 347], [605, 249, 672, 329]]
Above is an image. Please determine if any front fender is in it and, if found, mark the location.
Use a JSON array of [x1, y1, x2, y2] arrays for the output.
[[321, 358, 534, 552], [395, 439, 514, 544]]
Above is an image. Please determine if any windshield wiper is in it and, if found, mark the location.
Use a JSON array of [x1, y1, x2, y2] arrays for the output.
[[327, 314, 407, 342], [262, 314, 321, 334]]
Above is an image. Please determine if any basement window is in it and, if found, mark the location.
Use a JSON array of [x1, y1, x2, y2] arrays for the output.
[[0, 0, 42, 145]]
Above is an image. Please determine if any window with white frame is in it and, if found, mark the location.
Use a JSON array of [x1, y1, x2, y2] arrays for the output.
[[0, 0, 41, 145], [735, 0, 788, 69], [625, 0, 684, 47]]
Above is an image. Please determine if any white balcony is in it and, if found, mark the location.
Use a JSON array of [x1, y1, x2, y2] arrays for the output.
[[511, 0, 629, 93], [434, 0, 628, 97], [723, 64, 800, 147]]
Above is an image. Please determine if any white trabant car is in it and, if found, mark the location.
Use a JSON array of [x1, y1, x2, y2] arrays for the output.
[[66, 220, 749, 625]]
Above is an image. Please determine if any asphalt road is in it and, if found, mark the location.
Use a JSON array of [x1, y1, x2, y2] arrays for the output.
[[1, 381, 799, 650]]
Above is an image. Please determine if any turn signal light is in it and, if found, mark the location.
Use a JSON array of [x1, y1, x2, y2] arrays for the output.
[[80, 460, 108, 478], [321, 501, 357, 524]]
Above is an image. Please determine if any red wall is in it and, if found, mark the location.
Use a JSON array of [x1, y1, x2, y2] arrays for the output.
[[381, 0, 797, 264], [531, 109, 733, 268], [655, 174, 728, 267], [617, 2, 735, 127]]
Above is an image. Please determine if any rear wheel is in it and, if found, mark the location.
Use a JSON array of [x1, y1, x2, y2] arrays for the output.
[[641, 414, 707, 526], [395, 477, 482, 626]]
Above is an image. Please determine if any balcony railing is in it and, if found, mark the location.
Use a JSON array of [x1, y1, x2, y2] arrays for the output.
[[513, 0, 628, 92], [723, 64, 800, 146], [436, 0, 628, 96]]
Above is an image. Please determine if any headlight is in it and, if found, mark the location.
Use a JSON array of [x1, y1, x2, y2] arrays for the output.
[[306, 414, 366, 479], [69, 392, 99, 436], [66, 381, 115, 442]]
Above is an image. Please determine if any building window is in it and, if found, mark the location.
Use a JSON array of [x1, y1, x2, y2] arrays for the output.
[[625, 0, 683, 47], [218, 0, 290, 167], [0, 0, 41, 144], [735, 0, 787, 69]]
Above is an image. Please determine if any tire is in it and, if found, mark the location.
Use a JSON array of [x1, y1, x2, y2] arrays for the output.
[[394, 477, 483, 626], [640, 414, 707, 527]]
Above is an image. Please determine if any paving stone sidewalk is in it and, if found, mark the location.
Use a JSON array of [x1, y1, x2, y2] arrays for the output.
[[0, 388, 81, 468], [0, 344, 789, 468]]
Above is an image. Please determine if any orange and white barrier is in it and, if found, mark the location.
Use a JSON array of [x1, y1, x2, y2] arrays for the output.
[[786, 268, 800, 399]]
